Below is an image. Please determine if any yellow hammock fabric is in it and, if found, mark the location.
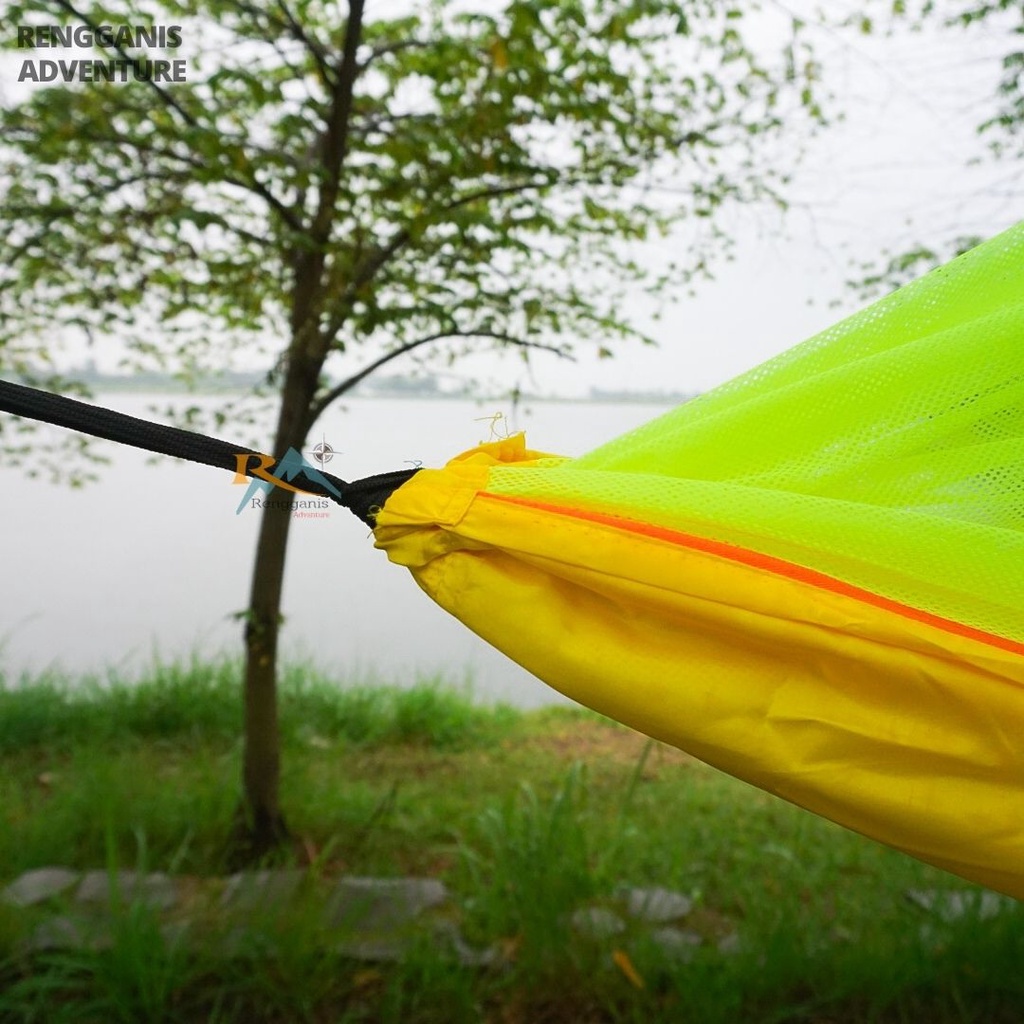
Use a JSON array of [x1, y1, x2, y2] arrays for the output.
[[373, 221, 1024, 899]]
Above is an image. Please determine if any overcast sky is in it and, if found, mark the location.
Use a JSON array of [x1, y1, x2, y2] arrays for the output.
[[498, 7, 1021, 397]]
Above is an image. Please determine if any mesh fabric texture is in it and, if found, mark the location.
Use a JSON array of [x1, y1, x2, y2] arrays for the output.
[[488, 221, 1024, 644]]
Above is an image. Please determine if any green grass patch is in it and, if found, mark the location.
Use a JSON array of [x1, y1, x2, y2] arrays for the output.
[[1, 658, 1023, 1022], [0, 657, 518, 755]]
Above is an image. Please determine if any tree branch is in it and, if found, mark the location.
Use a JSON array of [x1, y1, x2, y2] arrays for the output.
[[53, 0, 198, 128], [316, 174, 559, 348], [203, 0, 331, 91], [317, 226, 410, 344], [290, 0, 365, 345], [307, 329, 572, 423], [357, 37, 432, 71], [51, 0, 304, 235], [441, 176, 558, 214], [318, 2, 364, 222], [275, 0, 336, 87]]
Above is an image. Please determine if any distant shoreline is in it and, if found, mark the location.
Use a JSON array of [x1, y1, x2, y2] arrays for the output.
[[48, 373, 697, 405]]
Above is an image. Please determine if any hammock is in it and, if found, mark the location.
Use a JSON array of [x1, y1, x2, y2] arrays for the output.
[[372, 221, 1024, 899], [1, 220, 1022, 898]]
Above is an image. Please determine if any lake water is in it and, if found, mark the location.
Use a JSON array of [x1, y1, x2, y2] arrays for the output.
[[0, 394, 673, 706]]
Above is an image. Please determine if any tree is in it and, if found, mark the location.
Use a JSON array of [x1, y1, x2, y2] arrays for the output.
[[847, 0, 1023, 294], [1, 0, 829, 855]]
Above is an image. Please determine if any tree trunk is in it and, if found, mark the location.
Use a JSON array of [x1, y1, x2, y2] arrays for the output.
[[238, 486, 295, 855], [236, 355, 320, 858], [232, 0, 366, 860]]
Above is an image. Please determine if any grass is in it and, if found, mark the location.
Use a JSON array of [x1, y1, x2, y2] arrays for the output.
[[1, 657, 1022, 1022]]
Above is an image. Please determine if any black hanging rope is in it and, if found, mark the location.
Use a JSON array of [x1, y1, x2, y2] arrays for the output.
[[0, 379, 418, 526]]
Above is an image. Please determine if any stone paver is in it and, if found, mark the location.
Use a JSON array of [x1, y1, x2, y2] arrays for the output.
[[649, 926, 703, 961], [328, 876, 449, 932], [3, 867, 734, 966], [571, 906, 626, 938], [1, 867, 80, 908], [28, 915, 93, 952], [904, 888, 1016, 922], [621, 886, 693, 923], [76, 870, 178, 911], [220, 869, 305, 912]]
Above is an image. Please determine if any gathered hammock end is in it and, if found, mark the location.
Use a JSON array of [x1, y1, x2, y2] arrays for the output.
[[371, 220, 1024, 899]]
